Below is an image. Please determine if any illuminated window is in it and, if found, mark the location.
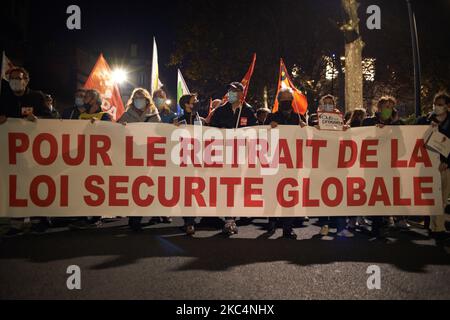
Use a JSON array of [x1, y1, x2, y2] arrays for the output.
[[362, 58, 376, 82], [324, 56, 338, 80], [324, 56, 376, 82]]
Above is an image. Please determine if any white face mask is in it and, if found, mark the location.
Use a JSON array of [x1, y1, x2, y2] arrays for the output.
[[154, 98, 165, 108], [323, 104, 334, 112], [228, 92, 239, 104], [434, 105, 447, 116], [75, 97, 84, 107], [134, 98, 147, 110], [9, 79, 26, 92]]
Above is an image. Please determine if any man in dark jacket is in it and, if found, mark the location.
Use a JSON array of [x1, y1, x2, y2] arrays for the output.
[[176, 93, 206, 235], [0, 67, 55, 236], [0, 67, 53, 120], [61, 89, 87, 119], [362, 96, 405, 239], [210, 82, 257, 129], [264, 88, 307, 239], [416, 92, 450, 240], [210, 82, 258, 236]]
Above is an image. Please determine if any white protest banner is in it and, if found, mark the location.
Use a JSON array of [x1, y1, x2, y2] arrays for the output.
[[0, 119, 443, 217]]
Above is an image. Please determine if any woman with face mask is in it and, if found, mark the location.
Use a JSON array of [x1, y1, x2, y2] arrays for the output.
[[361, 96, 409, 240], [310, 94, 349, 130], [362, 96, 403, 127], [62, 89, 88, 119], [347, 108, 367, 128], [153, 89, 177, 124], [68, 89, 111, 230], [117, 88, 161, 232], [119, 88, 161, 125], [313, 95, 354, 238]]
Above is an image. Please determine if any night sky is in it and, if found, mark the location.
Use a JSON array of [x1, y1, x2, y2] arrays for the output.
[[3, 0, 450, 107]]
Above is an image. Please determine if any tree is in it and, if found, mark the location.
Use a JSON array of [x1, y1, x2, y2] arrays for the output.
[[341, 0, 364, 112]]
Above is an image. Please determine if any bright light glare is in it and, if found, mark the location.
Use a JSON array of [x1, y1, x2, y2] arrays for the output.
[[112, 68, 128, 84], [165, 99, 172, 106]]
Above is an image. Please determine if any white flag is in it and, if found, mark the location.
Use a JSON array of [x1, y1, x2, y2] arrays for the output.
[[177, 69, 191, 116], [151, 38, 163, 95], [177, 69, 190, 101], [1, 52, 15, 82]]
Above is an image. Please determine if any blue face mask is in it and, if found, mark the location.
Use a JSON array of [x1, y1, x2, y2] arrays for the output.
[[228, 92, 239, 104], [75, 97, 84, 107], [134, 98, 147, 110], [155, 98, 165, 108]]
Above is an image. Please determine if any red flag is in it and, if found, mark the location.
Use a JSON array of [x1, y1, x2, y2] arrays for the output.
[[223, 53, 257, 103], [273, 58, 308, 115], [84, 54, 125, 121], [208, 98, 213, 115]]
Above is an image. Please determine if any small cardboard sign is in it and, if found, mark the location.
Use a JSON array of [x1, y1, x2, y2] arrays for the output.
[[318, 112, 344, 131], [426, 130, 450, 157]]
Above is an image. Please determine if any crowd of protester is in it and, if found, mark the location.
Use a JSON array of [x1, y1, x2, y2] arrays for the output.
[[0, 66, 449, 242]]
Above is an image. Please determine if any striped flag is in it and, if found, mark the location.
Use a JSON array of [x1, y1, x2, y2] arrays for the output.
[[177, 69, 190, 116], [272, 58, 308, 115]]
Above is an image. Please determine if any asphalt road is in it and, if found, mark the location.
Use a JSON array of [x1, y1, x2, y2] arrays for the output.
[[0, 217, 449, 300]]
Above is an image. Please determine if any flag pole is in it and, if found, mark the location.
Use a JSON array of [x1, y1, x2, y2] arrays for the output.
[[406, 0, 422, 117], [0, 51, 4, 96]]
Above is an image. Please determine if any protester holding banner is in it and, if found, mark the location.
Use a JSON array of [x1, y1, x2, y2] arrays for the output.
[[256, 107, 271, 125], [0, 67, 59, 235], [69, 89, 110, 230], [210, 82, 258, 236], [176, 93, 206, 235], [266, 89, 307, 128], [362, 96, 408, 239], [264, 88, 307, 239], [313, 95, 354, 238], [346, 108, 372, 230], [362, 96, 403, 127], [416, 92, 450, 239], [61, 89, 87, 120], [175, 94, 205, 127], [0, 67, 53, 121], [210, 82, 257, 129], [150, 88, 174, 224], [118, 88, 162, 231], [153, 89, 176, 124], [310, 95, 341, 127], [76, 89, 111, 122], [346, 108, 366, 128], [119, 88, 161, 125], [43, 94, 60, 119]]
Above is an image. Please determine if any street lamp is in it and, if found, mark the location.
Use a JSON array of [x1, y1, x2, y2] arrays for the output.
[[111, 68, 128, 85]]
